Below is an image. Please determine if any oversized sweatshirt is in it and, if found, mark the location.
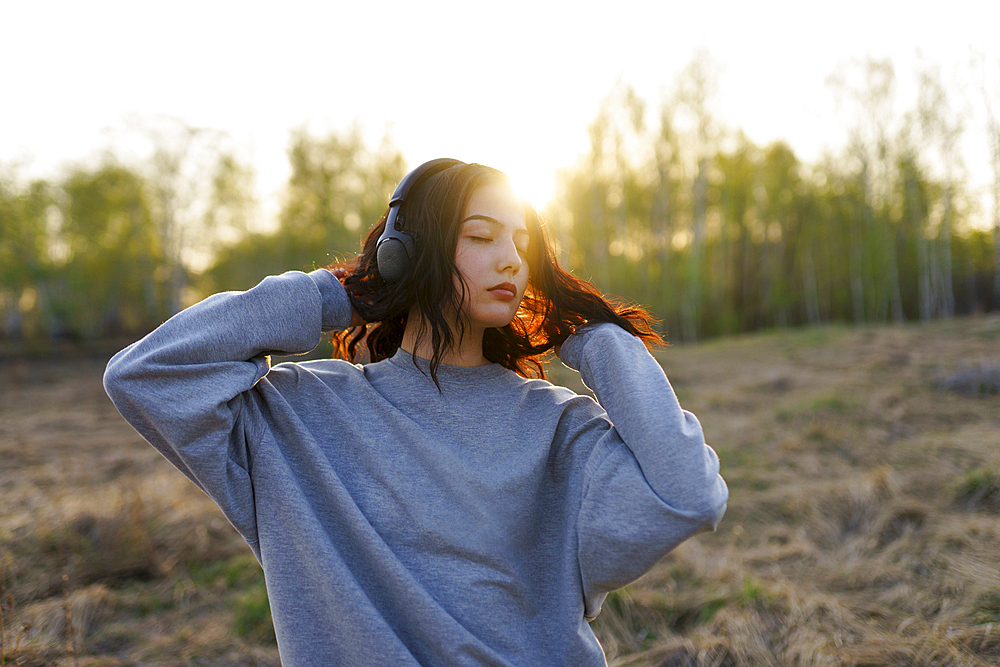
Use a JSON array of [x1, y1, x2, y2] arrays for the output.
[[103, 269, 728, 667]]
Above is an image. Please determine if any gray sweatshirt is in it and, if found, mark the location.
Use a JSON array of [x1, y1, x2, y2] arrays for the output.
[[103, 269, 727, 667]]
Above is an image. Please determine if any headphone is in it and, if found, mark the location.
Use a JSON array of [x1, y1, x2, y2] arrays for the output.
[[376, 158, 466, 282]]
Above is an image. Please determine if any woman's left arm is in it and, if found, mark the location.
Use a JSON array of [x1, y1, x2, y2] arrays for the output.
[[559, 323, 728, 617]]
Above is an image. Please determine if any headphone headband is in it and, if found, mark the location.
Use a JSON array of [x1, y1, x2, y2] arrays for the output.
[[389, 158, 463, 207], [376, 158, 465, 282]]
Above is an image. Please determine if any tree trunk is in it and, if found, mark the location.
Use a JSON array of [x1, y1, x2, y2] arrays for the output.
[[941, 186, 955, 318], [986, 104, 1000, 309], [713, 212, 728, 333], [849, 215, 866, 324], [917, 230, 932, 320], [761, 235, 773, 328], [804, 249, 821, 325], [994, 214, 1000, 308], [775, 218, 790, 327], [993, 182, 1000, 307], [930, 228, 943, 318], [910, 177, 933, 321], [589, 187, 608, 288], [654, 167, 675, 330], [685, 157, 708, 342], [886, 224, 905, 322]]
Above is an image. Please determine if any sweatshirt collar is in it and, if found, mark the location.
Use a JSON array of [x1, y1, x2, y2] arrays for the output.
[[385, 348, 509, 386]]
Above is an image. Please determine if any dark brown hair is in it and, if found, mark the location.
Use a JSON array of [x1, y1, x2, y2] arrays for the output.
[[328, 162, 661, 384]]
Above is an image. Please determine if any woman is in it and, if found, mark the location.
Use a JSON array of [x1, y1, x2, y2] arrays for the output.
[[104, 159, 727, 666]]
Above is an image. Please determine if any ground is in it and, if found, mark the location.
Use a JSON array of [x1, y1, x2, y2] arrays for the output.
[[1, 316, 999, 666]]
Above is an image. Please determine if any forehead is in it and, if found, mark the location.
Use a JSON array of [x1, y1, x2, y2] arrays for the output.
[[462, 183, 528, 231]]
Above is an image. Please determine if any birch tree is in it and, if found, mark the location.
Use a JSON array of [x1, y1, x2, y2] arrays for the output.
[[974, 51, 1000, 306], [672, 50, 721, 341], [830, 58, 906, 323], [915, 62, 965, 318]]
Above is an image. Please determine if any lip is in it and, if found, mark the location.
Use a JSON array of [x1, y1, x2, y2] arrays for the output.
[[487, 282, 518, 299]]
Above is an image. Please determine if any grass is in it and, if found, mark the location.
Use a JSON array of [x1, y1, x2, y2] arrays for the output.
[[234, 583, 275, 645], [954, 468, 1000, 512], [2, 314, 1000, 665], [576, 314, 1000, 666]]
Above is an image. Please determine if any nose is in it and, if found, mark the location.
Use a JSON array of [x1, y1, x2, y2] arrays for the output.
[[499, 237, 523, 275]]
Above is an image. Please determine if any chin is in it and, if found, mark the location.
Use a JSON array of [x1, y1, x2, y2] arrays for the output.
[[468, 303, 522, 331], [474, 313, 518, 330], [479, 320, 515, 331]]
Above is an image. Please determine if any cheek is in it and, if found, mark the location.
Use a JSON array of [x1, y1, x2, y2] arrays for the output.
[[455, 246, 488, 278]]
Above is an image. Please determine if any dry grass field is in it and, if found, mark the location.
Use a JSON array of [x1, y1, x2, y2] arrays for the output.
[[2, 315, 999, 666]]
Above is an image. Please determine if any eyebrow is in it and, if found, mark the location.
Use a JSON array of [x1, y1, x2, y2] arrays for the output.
[[460, 214, 529, 238]]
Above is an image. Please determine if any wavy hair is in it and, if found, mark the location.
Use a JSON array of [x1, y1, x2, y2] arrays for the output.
[[327, 162, 661, 385]]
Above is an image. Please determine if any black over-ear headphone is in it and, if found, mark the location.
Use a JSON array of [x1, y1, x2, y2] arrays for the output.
[[376, 158, 466, 282]]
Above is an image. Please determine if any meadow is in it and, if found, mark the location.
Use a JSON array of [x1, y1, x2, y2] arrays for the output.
[[1, 315, 999, 666]]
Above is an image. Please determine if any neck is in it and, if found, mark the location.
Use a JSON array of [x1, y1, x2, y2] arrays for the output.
[[399, 308, 489, 367]]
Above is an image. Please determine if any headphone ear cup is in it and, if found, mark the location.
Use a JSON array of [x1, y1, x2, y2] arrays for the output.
[[375, 158, 465, 282], [376, 238, 409, 283]]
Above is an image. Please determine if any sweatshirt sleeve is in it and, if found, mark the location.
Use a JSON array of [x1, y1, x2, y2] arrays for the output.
[[559, 323, 728, 620], [103, 269, 355, 548]]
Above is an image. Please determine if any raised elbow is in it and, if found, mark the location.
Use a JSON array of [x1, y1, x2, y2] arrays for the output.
[[103, 344, 145, 407], [694, 476, 729, 531]]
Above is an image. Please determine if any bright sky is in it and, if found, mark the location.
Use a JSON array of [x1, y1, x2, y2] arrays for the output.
[[2, 0, 998, 224]]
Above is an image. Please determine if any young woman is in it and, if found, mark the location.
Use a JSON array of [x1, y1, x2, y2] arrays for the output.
[[104, 159, 727, 666]]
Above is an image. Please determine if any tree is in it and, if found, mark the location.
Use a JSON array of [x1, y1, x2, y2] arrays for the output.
[[828, 57, 907, 324], [914, 61, 966, 318], [672, 50, 722, 341], [55, 164, 166, 338], [0, 170, 51, 339], [895, 149, 935, 320], [713, 135, 757, 333], [651, 99, 685, 332], [204, 127, 406, 293], [106, 115, 252, 313], [973, 51, 1000, 308]]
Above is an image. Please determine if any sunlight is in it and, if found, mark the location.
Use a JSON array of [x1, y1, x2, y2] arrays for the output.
[[503, 163, 556, 211]]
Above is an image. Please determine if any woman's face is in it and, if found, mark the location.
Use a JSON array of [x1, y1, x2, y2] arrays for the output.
[[453, 182, 530, 333]]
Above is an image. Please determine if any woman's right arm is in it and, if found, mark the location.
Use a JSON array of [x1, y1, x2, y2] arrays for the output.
[[103, 269, 355, 544]]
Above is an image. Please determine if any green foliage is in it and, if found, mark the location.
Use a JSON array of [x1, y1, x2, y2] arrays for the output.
[[0, 125, 406, 343], [0, 173, 53, 340], [550, 70, 998, 342], [3, 65, 999, 345], [53, 164, 170, 339], [202, 127, 405, 293]]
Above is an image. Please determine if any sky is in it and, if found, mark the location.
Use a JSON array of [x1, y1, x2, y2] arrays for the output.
[[2, 0, 998, 225]]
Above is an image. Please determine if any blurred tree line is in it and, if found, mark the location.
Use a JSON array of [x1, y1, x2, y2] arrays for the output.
[[0, 121, 406, 345], [555, 55, 1000, 340], [1, 56, 998, 345]]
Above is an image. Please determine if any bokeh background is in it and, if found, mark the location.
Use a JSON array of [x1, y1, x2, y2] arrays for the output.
[[2, 2, 1000, 665], [2, 0, 999, 342]]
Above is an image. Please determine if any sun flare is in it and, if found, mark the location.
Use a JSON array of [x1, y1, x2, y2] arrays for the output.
[[503, 164, 557, 211]]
